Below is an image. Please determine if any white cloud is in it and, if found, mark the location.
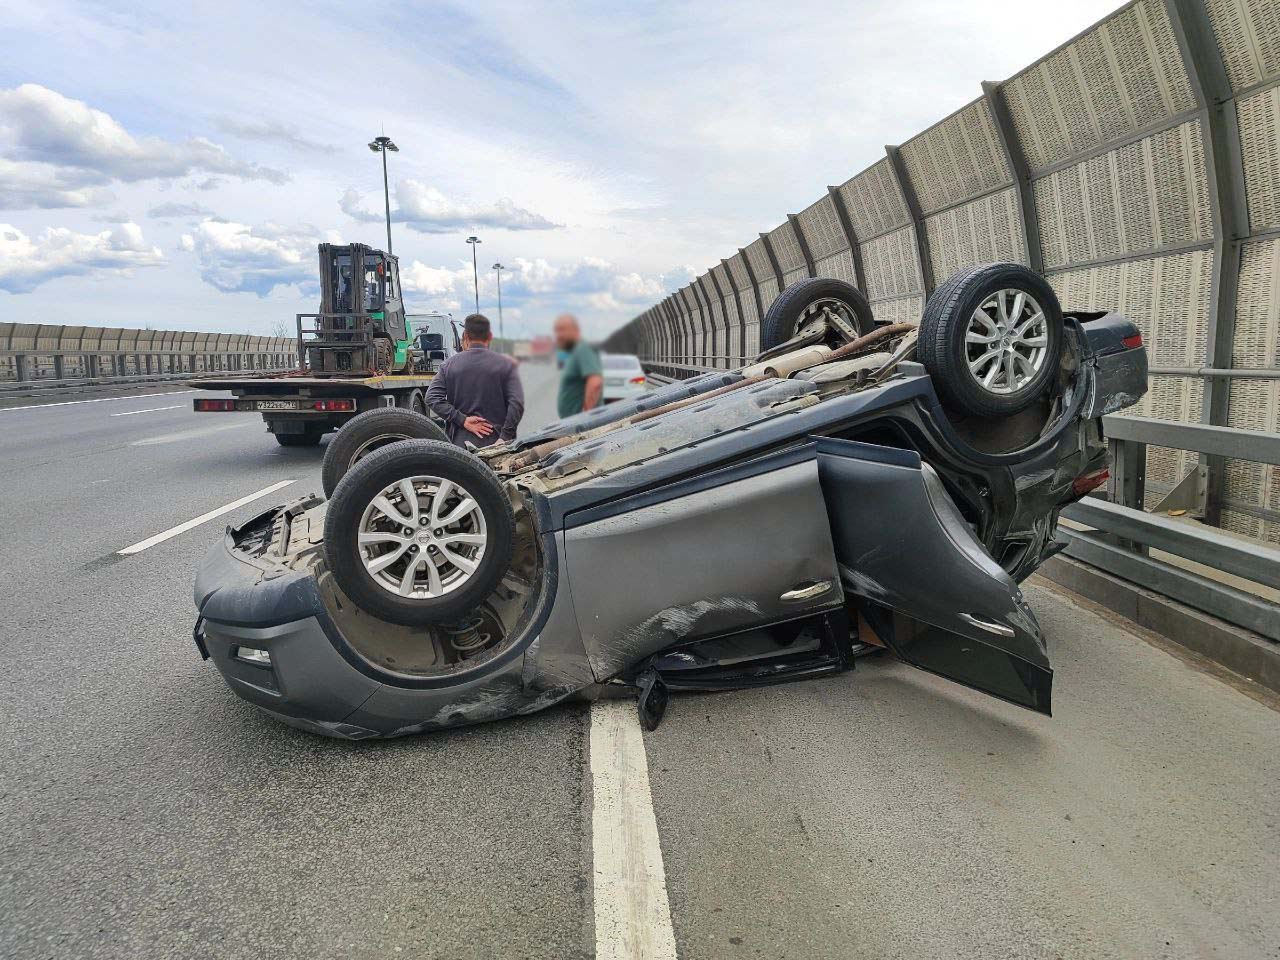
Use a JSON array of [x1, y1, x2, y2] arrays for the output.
[[340, 180, 560, 234], [148, 201, 215, 219], [0, 84, 287, 210], [0, 222, 163, 293], [180, 219, 322, 296], [215, 116, 333, 153]]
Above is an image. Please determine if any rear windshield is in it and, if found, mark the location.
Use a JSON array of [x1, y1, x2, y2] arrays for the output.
[[602, 355, 640, 370]]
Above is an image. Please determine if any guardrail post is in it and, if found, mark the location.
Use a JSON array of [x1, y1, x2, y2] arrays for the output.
[[1110, 437, 1148, 553], [787, 213, 816, 278], [719, 259, 747, 367], [827, 186, 868, 292], [981, 80, 1043, 274], [885, 144, 935, 295], [1165, 0, 1249, 527]]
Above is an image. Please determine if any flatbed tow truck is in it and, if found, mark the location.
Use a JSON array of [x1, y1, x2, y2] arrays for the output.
[[192, 243, 459, 445]]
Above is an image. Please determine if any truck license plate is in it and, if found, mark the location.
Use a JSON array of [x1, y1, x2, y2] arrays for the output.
[[256, 400, 298, 411]]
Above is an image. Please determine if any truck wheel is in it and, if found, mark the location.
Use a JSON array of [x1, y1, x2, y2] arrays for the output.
[[758, 277, 873, 357], [917, 263, 1063, 418], [321, 407, 449, 498], [410, 390, 427, 415], [324, 440, 514, 626]]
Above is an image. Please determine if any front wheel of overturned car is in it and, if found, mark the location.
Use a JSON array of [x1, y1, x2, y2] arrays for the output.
[[757, 277, 874, 357], [918, 262, 1064, 419], [321, 407, 450, 498], [324, 440, 515, 626]]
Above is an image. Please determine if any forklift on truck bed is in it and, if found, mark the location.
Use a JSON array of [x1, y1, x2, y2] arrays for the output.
[[303, 243, 413, 376]]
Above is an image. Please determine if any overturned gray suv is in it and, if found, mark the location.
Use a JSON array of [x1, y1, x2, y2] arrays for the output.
[[193, 264, 1148, 738]]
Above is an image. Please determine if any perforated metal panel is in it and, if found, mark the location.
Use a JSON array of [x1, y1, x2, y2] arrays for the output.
[[1049, 248, 1212, 489], [1237, 83, 1280, 233], [795, 195, 849, 259], [1205, 0, 1280, 91], [869, 296, 925, 324], [744, 237, 775, 282], [1033, 118, 1213, 268], [899, 99, 1011, 214], [1003, 0, 1196, 170], [860, 226, 923, 301], [814, 250, 858, 283], [1225, 236, 1280, 540], [766, 221, 806, 273], [836, 159, 911, 238], [726, 253, 752, 291], [925, 187, 1028, 281]]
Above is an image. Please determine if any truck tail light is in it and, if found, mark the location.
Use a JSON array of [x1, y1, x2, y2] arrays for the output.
[[1122, 333, 1143, 349], [313, 399, 355, 412], [629, 376, 646, 385], [194, 398, 236, 411], [1072, 468, 1110, 496]]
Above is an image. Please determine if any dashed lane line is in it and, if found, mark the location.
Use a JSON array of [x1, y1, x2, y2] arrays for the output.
[[0, 390, 197, 412], [590, 699, 679, 960], [109, 405, 184, 417], [116, 479, 296, 556]]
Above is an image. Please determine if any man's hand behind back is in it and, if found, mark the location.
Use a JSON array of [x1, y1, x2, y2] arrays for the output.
[[463, 415, 494, 439]]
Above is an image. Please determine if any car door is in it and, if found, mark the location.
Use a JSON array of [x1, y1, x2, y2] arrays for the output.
[[563, 449, 843, 680], [816, 436, 1053, 714]]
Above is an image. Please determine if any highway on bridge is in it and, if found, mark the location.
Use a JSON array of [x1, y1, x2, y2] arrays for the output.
[[2, 362, 1278, 960]]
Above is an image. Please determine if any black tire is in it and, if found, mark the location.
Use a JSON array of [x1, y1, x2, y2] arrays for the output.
[[324, 440, 514, 626], [274, 429, 323, 447], [758, 277, 873, 355], [409, 390, 427, 415], [321, 407, 449, 498], [918, 263, 1064, 418]]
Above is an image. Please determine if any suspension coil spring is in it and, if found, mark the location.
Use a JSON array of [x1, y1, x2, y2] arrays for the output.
[[444, 616, 491, 657]]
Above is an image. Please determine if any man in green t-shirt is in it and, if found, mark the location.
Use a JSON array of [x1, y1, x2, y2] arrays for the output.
[[554, 313, 603, 419]]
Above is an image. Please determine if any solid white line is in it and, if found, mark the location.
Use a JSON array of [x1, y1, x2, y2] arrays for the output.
[[0, 390, 197, 413], [109, 404, 183, 417], [590, 699, 678, 960], [116, 479, 296, 556]]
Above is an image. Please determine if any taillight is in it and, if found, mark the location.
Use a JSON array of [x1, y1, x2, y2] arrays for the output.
[[194, 398, 236, 411], [1072, 468, 1110, 496], [629, 376, 646, 385], [313, 399, 355, 411], [1121, 332, 1143, 349]]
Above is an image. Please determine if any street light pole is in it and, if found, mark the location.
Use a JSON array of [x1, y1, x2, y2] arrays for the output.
[[492, 262, 505, 352], [366, 135, 399, 255], [465, 236, 481, 314]]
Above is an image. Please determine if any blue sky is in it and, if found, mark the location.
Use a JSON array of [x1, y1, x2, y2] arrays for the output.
[[0, 0, 1118, 340]]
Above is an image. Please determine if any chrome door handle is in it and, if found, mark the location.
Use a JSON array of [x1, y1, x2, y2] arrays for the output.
[[780, 580, 833, 602], [958, 613, 1015, 638]]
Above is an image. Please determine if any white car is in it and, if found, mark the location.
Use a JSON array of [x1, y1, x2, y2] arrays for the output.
[[601, 353, 648, 402]]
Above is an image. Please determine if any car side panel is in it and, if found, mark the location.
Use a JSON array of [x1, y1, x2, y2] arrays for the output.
[[565, 457, 843, 681]]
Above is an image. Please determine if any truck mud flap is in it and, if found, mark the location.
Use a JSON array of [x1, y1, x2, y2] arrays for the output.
[[815, 436, 1052, 715]]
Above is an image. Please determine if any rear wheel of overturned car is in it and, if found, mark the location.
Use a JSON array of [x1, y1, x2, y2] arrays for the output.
[[918, 262, 1064, 418], [757, 277, 874, 358], [325, 440, 514, 626], [321, 407, 450, 498]]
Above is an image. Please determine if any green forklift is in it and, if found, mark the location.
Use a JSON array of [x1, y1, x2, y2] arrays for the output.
[[304, 243, 414, 376]]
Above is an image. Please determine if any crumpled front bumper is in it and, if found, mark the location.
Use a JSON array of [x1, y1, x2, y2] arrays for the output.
[[192, 508, 593, 739]]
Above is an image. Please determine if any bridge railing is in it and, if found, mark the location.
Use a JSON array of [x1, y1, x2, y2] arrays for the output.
[[0, 322, 297, 392]]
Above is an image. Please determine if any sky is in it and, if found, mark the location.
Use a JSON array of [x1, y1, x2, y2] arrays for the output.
[[0, 0, 1120, 342]]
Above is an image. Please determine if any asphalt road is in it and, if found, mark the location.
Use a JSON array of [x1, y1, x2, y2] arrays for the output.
[[2, 360, 1278, 960]]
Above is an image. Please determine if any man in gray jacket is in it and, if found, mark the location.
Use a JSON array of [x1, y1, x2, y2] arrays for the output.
[[426, 314, 524, 447]]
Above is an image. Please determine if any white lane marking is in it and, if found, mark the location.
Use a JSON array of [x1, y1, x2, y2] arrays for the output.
[[117, 479, 296, 556], [109, 404, 183, 417], [0, 390, 197, 412], [590, 699, 678, 960], [131, 420, 255, 445]]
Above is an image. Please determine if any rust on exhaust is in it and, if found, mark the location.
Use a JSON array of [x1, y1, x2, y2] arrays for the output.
[[628, 376, 767, 424], [822, 323, 917, 364]]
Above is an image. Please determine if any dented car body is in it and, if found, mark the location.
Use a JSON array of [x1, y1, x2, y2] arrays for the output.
[[193, 312, 1146, 738]]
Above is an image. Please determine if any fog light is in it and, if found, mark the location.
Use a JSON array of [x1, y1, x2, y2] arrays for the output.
[[234, 646, 271, 667]]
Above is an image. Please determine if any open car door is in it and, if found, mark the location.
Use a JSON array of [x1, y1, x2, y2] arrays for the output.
[[816, 437, 1053, 714]]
